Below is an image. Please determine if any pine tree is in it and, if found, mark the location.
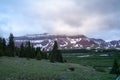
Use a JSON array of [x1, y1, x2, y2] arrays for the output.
[[30, 45, 35, 58], [36, 47, 42, 60], [24, 41, 35, 58], [50, 52, 54, 62], [56, 50, 63, 62], [25, 41, 31, 58], [110, 59, 120, 76], [2, 38, 6, 55], [36, 52, 42, 60], [49, 41, 63, 63], [19, 43, 25, 57], [15, 47, 20, 57], [42, 48, 47, 59], [0, 38, 3, 56], [35, 47, 41, 57], [53, 41, 58, 50], [0, 38, 6, 56], [8, 33, 15, 57]]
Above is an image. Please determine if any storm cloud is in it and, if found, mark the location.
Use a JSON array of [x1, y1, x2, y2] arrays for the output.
[[0, 0, 120, 40]]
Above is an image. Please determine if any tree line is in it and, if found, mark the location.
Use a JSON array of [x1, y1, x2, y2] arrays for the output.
[[0, 33, 63, 63]]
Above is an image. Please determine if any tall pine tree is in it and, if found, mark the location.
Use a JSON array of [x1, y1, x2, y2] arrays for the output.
[[19, 43, 25, 57], [36, 47, 42, 60], [8, 33, 15, 57], [2, 38, 6, 56], [30, 45, 35, 58], [42, 48, 47, 59], [0, 37, 6, 56], [25, 41, 35, 58], [25, 41, 31, 58], [49, 41, 63, 63], [0, 38, 3, 56], [2, 38, 6, 51]]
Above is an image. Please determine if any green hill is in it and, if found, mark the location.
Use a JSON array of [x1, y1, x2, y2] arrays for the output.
[[0, 57, 115, 80]]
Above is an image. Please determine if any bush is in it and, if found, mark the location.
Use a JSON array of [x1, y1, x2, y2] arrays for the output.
[[93, 66, 106, 72], [110, 59, 120, 76], [67, 67, 75, 71]]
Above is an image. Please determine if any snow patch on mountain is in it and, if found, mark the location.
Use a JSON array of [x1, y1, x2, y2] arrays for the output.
[[14, 33, 120, 50]]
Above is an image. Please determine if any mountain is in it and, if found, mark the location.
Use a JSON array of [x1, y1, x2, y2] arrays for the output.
[[14, 33, 120, 51]]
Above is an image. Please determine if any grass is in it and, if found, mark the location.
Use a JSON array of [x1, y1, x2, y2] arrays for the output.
[[64, 53, 120, 75], [64, 53, 120, 66], [64, 56, 114, 66], [0, 56, 115, 80]]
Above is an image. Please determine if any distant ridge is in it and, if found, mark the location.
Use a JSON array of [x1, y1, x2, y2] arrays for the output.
[[14, 33, 120, 51]]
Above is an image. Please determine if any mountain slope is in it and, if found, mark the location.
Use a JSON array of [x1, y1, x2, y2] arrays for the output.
[[14, 33, 120, 50]]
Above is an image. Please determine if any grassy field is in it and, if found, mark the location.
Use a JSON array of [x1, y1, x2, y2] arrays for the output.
[[63, 53, 120, 74], [64, 54, 114, 66], [0, 56, 115, 80]]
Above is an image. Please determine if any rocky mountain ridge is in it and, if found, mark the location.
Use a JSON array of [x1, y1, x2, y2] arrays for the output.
[[14, 33, 120, 51]]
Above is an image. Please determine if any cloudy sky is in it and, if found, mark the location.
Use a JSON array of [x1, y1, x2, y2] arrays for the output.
[[0, 0, 120, 41]]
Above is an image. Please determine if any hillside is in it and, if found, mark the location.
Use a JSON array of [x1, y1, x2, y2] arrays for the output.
[[0, 57, 114, 80], [14, 33, 120, 50]]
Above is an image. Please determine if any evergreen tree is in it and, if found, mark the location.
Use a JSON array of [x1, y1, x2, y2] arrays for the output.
[[15, 47, 20, 57], [35, 47, 41, 57], [36, 52, 42, 60], [53, 41, 58, 50], [56, 50, 63, 62], [42, 48, 47, 59], [2, 38, 6, 53], [50, 52, 54, 62], [0, 49, 2, 57], [24, 41, 35, 58], [36, 47, 42, 60], [49, 41, 63, 63], [25, 41, 31, 58], [0, 38, 6, 56], [19, 43, 25, 57], [8, 33, 15, 57], [0, 38, 3, 56], [30, 45, 36, 58], [110, 59, 120, 76]]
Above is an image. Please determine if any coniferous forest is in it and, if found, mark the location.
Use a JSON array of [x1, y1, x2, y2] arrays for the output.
[[0, 33, 63, 63]]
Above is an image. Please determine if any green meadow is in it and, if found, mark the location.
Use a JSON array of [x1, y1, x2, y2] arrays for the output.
[[0, 56, 116, 80]]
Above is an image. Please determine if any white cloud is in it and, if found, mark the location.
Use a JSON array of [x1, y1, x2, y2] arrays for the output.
[[0, 0, 120, 40], [23, 0, 108, 35]]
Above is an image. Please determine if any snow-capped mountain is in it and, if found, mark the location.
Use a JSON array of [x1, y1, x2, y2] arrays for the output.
[[14, 33, 120, 51]]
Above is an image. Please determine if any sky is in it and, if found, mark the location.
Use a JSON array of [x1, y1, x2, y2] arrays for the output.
[[0, 0, 120, 41]]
